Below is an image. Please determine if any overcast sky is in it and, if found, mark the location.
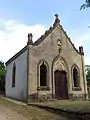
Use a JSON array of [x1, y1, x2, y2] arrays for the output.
[[0, 0, 90, 65]]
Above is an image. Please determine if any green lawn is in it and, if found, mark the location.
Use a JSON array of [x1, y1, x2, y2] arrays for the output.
[[1, 97, 90, 120], [0, 97, 69, 120], [33, 100, 90, 112]]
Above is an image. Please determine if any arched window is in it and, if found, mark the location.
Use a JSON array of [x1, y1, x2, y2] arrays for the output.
[[37, 60, 49, 90], [40, 62, 47, 86], [72, 66, 80, 88], [12, 63, 16, 87]]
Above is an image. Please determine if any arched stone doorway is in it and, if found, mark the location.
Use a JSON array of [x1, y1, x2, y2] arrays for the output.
[[52, 56, 68, 99]]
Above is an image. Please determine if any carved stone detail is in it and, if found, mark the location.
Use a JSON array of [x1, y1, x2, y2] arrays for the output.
[[57, 39, 62, 46], [53, 57, 67, 71], [57, 39, 62, 53]]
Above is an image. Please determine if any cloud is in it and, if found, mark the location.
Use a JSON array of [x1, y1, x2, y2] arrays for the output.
[[0, 19, 46, 62], [85, 57, 90, 65], [73, 33, 90, 47], [68, 29, 90, 65]]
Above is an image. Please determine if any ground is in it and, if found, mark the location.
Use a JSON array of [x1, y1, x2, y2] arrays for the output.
[[0, 106, 28, 120], [0, 97, 69, 120], [32, 100, 90, 112], [0, 97, 90, 120]]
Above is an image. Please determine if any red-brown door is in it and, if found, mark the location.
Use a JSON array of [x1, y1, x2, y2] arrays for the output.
[[54, 70, 68, 99]]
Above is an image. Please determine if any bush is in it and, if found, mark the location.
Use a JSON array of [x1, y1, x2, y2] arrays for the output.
[[88, 92, 90, 100]]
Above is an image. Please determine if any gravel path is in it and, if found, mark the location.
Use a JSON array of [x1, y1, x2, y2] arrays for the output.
[[0, 106, 29, 120]]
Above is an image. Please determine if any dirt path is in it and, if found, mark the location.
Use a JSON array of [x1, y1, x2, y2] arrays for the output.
[[0, 106, 29, 120]]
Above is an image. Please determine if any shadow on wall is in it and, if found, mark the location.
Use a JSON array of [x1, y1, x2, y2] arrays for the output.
[[6, 90, 27, 102]]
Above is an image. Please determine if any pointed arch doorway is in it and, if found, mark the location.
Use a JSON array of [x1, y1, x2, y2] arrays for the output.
[[52, 56, 69, 100], [54, 70, 68, 99]]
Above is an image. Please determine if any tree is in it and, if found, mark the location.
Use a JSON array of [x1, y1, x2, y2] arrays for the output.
[[86, 69, 90, 87], [80, 0, 90, 10], [86, 69, 90, 99], [0, 61, 6, 93]]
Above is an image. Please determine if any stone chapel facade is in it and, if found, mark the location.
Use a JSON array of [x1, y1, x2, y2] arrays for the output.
[[5, 14, 88, 102]]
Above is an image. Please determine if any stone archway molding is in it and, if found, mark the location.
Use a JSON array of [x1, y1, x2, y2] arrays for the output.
[[51, 55, 69, 99]]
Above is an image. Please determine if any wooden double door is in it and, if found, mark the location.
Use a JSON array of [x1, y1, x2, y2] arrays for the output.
[[54, 70, 68, 99]]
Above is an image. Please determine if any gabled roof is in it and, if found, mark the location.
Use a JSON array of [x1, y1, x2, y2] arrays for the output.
[[32, 24, 80, 54], [6, 14, 83, 66], [32, 23, 82, 55], [5, 46, 27, 65]]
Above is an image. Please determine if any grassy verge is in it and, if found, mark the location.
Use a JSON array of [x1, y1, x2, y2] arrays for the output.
[[0, 97, 69, 120], [31, 100, 90, 112]]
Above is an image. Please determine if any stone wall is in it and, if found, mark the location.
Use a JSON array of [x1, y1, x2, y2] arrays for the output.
[[28, 24, 87, 101]]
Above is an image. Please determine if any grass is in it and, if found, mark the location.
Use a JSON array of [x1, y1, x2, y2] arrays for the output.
[[0, 97, 69, 120], [34, 100, 90, 112], [1, 97, 90, 120]]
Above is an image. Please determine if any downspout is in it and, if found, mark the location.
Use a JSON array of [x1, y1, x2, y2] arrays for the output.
[[27, 44, 29, 103]]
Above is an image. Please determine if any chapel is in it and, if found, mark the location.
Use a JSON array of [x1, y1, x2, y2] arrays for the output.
[[5, 14, 88, 102]]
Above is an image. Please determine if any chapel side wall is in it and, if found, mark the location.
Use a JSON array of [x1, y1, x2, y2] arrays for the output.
[[5, 50, 28, 102]]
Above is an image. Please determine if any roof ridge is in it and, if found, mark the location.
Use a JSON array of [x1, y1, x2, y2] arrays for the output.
[[60, 24, 83, 55], [32, 22, 83, 55], [32, 14, 60, 46], [33, 24, 59, 46], [5, 45, 27, 65]]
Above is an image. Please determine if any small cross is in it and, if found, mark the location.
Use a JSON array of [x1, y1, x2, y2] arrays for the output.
[[55, 14, 59, 18]]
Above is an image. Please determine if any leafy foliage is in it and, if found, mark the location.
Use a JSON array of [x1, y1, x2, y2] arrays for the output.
[[87, 69, 90, 76], [0, 61, 6, 92], [80, 0, 90, 10], [86, 69, 90, 86]]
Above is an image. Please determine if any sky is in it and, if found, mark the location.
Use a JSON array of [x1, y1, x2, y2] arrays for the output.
[[0, 0, 90, 65]]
